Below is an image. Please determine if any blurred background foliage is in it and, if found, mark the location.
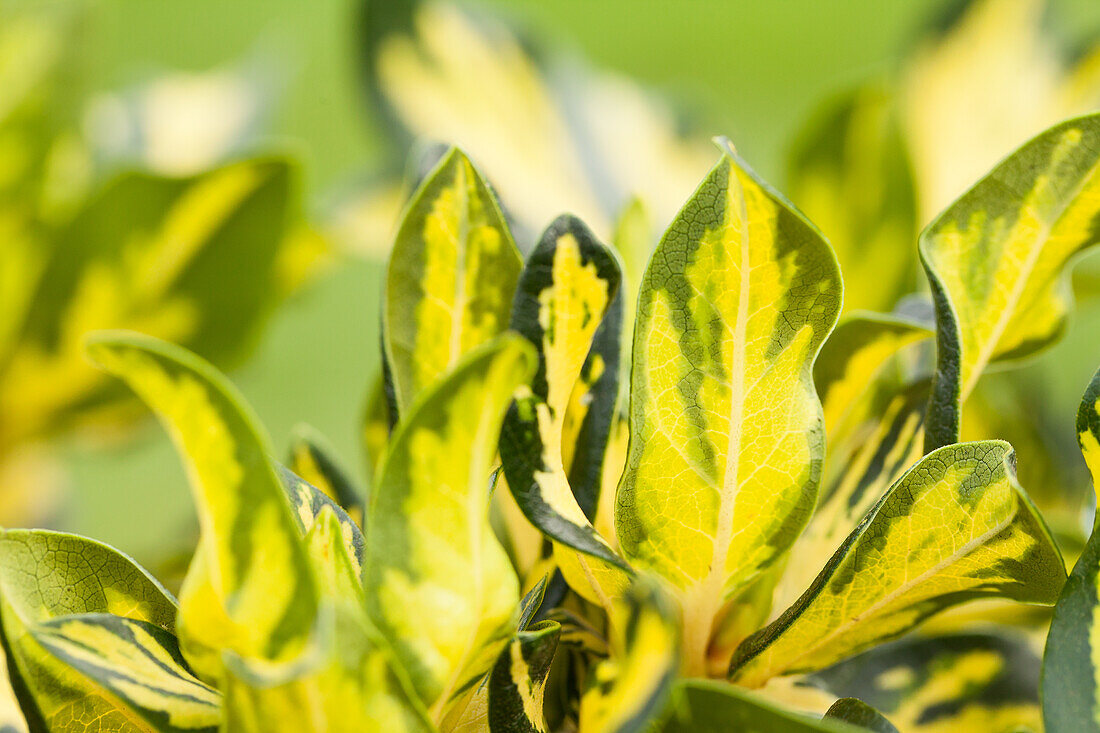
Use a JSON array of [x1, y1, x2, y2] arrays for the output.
[[7, 0, 1100, 569]]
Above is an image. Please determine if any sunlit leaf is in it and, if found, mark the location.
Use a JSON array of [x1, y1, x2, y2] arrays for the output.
[[617, 140, 842, 675], [730, 441, 1064, 687], [488, 620, 560, 733], [288, 424, 366, 527], [662, 679, 859, 732], [382, 146, 522, 416], [823, 699, 898, 733], [365, 335, 536, 719]]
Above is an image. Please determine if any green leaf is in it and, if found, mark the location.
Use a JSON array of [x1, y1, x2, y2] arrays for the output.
[[578, 579, 680, 733], [31, 614, 220, 732], [287, 424, 366, 528], [617, 140, 842, 675], [0, 530, 183, 731], [662, 680, 859, 733], [361, 374, 392, 485], [275, 464, 365, 575], [787, 86, 918, 314], [382, 146, 523, 416], [823, 699, 898, 733], [488, 620, 561, 733], [499, 214, 627, 576], [222, 508, 431, 733], [365, 335, 536, 720], [1042, 363, 1100, 732], [86, 331, 319, 682], [921, 112, 1100, 451], [812, 632, 1043, 733], [3, 158, 303, 448], [730, 441, 1064, 687]]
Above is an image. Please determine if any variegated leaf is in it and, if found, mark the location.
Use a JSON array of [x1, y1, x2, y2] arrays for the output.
[[788, 86, 918, 314], [2, 158, 304, 451], [277, 464, 365, 574], [86, 332, 319, 681], [0, 529, 185, 731], [617, 140, 842, 675], [823, 699, 898, 733], [365, 336, 536, 720], [382, 146, 522, 415], [730, 441, 1064, 687], [577, 579, 679, 733], [1042, 363, 1100, 732], [488, 620, 560, 733], [499, 214, 630, 605], [921, 112, 1100, 450], [222, 508, 431, 733], [662, 680, 859, 733], [813, 632, 1043, 733], [31, 614, 220, 732], [288, 424, 366, 528]]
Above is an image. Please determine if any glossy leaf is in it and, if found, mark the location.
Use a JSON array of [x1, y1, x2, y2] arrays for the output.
[[730, 441, 1064, 687], [823, 699, 898, 733], [921, 113, 1100, 450], [86, 332, 319, 681], [382, 146, 522, 415], [617, 140, 842, 674], [276, 464, 365, 576], [1042, 363, 1100, 732], [813, 632, 1042, 733], [662, 680, 859, 733], [488, 620, 561, 733], [578, 579, 680, 733], [365, 336, 536, 719], [288, 424, 366, 527], [788, 86, 917, 314], [499, 214, 629, 599]]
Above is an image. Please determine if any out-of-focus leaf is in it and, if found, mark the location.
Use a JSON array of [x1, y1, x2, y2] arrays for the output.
[[617, 140, 841, 675], [1042, 363, 1100, 732], [787, 86, 917, 314], [811, 632, 1042, 733], [86, 332, 319, 682], [730, 441, 1064, 687], [578, 580, 679, 733], [0, 529, 185, 731], [499, 214, 630, 607], [361, 374, 391, 484], [1, 158, 302, 450], [288, 424, 365, 527], [662, 680, 859, 733], [382, 146, 522, 416], [823, 699, 898, 733], [365, 336, 535, 720], [921, 113, 1100, 451]]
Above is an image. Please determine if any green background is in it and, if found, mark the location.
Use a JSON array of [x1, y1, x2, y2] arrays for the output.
[[58, 0, 1100, 562]]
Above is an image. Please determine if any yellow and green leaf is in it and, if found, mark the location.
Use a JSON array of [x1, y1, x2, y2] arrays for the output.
[[382, 146, 522, 416], [812, 631, 1043, 733], [365, 335, 536, 720], [578, 579, 680, 733], [86, 331, 319, 682], [487, 620, 561, 733], [921, 112, 1100, 450], [617, 140, 842, 675], [823, 698, 898, 733], [787, 85, 918, 314], [499, 214, 627, 578], [1042, 362, 1100, 732], [729, 441, 1065, 687], [276, 464, 365, 574], [662, 679, 860, 733], [288, 424, 366, 528]]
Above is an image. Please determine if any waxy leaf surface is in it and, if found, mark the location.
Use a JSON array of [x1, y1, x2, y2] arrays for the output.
[[730, 441, 1064, 687], [617, 141, 841, 672]]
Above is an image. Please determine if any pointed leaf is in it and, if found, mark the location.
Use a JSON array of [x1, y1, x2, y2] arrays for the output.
[[730, 441, 1064, 687], [499, 214, 627, 575], [921, 113, 1100, 450], [288, 424, 366, 528], [617, 141, 842, 674], [813, 632, 1042, 733], [578, 579, 680, 733], [383, 146, 522, 415], [276, 464, 365, 573], [1042, 363, 1100, 732], [365, 335, 536, 717], [488, 620, 561, 733], [86, 331, 318, 680], [823, 699, 898, 733], [662, 680, 860, 733]]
